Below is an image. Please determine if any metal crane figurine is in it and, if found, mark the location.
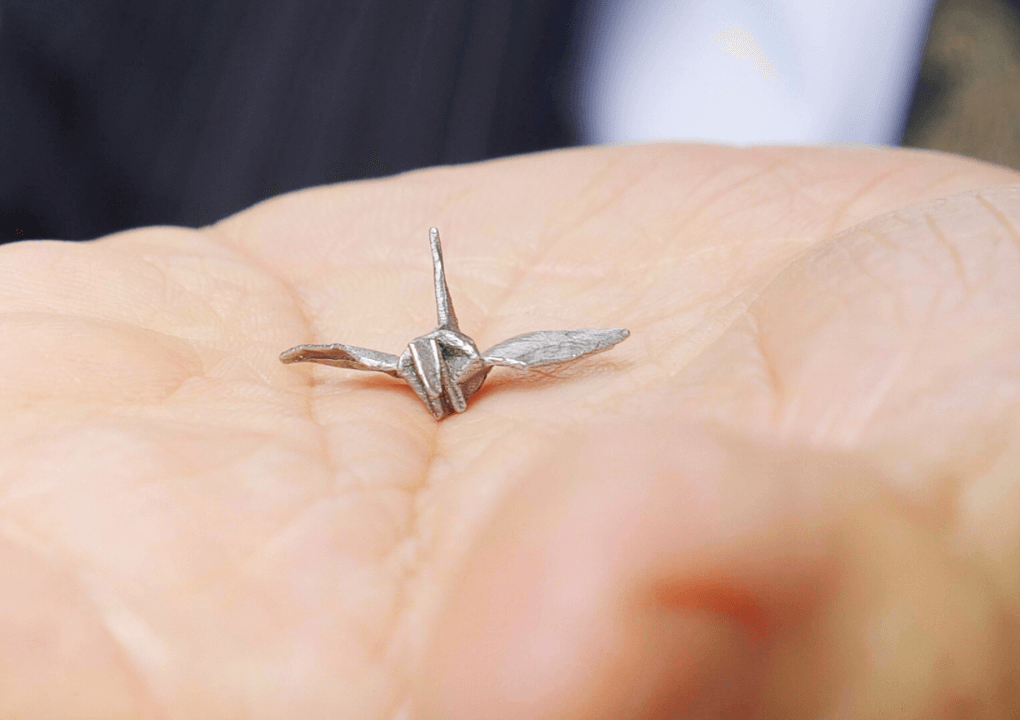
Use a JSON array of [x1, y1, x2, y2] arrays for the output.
[[280, 228, 629, 420]]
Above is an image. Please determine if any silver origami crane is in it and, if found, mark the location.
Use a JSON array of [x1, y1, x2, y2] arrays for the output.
[[280, 228, 629, 419]]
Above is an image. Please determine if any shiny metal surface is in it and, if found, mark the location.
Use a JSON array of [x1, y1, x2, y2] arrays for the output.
[[280, 228, 630, 419]]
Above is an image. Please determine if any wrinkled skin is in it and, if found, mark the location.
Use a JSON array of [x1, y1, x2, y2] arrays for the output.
[[1, 145, 1019, 719]]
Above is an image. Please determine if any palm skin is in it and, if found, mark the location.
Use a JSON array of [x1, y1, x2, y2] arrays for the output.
[[1, 144, 1019, 719]]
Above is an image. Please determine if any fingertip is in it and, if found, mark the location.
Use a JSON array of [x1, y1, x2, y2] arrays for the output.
[[417, 600, 761, 720]]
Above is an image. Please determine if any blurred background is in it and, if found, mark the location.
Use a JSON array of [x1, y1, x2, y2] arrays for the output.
[[1, 0, 1019, 243]]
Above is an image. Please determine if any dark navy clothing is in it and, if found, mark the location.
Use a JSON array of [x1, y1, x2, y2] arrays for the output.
[[0, 0, 579, 241]]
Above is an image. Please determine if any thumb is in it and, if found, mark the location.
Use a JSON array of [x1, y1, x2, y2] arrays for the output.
[[414, 420, 1018, 719], [415, 422, 862, 720]]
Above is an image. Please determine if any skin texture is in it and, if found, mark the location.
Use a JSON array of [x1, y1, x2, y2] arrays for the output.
[[0, 143, 1019, 719]]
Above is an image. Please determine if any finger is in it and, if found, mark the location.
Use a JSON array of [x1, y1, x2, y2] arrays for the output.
[[416, 423, 846, 720], [415, 421, 1019, 720]]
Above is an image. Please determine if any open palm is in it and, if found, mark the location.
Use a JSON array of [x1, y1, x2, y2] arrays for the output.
[[2, 145, 1018, 719]]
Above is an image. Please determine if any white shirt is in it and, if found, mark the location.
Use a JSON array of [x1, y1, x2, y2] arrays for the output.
[[573, 0, 937, 145]]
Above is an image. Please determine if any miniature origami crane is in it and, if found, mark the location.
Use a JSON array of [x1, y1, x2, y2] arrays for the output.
[[280, 228, 629, 419]]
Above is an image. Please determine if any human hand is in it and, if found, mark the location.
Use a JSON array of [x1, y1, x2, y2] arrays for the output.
[[1, 145, 1018, 719]]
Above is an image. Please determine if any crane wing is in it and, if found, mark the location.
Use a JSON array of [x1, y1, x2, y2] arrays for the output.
[[482, 328, 629, 369], [279, 343, 400, 376]]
